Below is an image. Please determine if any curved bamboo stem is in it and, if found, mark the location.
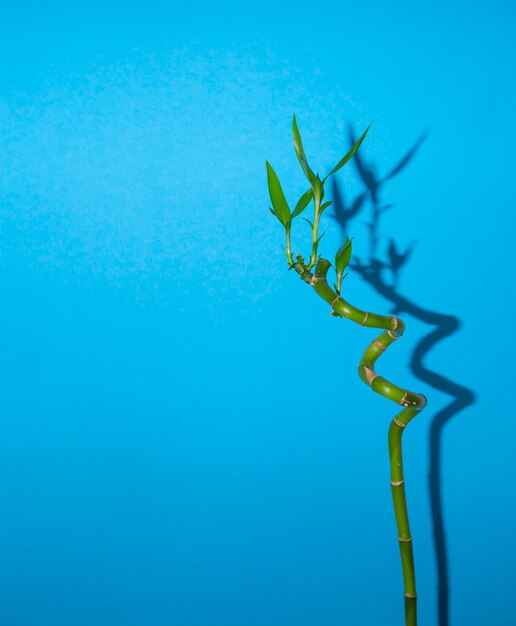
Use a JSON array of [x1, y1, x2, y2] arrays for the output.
[[293, 258, 427, 626]]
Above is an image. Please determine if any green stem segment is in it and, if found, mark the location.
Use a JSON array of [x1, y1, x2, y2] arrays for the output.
[[285, 222, 294, 265], [293, 258, 427, 626], [308, 195, 322, 269]]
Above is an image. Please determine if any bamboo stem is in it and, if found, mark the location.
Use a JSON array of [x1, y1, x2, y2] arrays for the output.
[[294, 258, 427, 626]]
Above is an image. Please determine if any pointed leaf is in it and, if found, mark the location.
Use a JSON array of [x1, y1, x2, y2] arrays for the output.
[[315, 232, 325, 246], [312, 175, 323, 203], [266, 161, 291, 226], [320, 200, 333, 214], [292, 115, 317, 186], [292, 188, 313, 219], [324, 122, 372, 182], [335, 236, 353, 274], [334, 273, 348, 292], [335, 236, 353, 293], [301, 217, 314, 231]]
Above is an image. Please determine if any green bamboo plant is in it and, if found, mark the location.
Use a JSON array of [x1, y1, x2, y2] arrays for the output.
[[266, 116, 427, 626]]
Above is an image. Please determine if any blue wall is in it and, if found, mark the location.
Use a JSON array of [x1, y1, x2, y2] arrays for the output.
[[1, 2, 514, 625]]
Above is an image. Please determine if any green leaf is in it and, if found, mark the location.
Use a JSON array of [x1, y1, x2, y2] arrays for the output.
[[301, 217, 314, 231], [312, 174, 323, 203], [334, 274, 348, 291], [320, 200, 333, 214], [335, 236, 353, 273], [292, 115, 317, 186], [292, 188, 313, 219], [266, 161, 291, 226], [315, 232, 325, 246], [280, 244, 290, 260], [335, 236, 353, 293], [323, 122, 372, 182]]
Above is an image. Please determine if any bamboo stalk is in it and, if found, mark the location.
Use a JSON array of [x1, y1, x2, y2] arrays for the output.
[[294, 258, 427, 626], [267, 117, 427, 625]]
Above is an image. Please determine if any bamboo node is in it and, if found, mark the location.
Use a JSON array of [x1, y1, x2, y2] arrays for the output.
[[331, 295, 342, 307], [404, 593, 417, 599], [373, 339, 386, 351], [391, 479, 405, 486], [360, 311, 369, 325], [415, 394, 428, 410], [398, 536, 412, 542], [363, 366, 378, 386], [398, 391, 409, 406], [310, 274, 324, 286], [387, 329, 399, 339], [394, 417, 406, 428]]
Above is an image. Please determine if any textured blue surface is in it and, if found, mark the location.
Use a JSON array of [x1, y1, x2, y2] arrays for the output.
[[1, 2, 515, 625]]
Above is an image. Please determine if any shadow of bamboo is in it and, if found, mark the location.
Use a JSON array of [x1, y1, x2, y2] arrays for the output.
[[331, 128, 476, 626]]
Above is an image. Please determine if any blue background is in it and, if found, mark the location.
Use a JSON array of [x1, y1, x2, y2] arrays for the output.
[[1, 2, 514, 625]]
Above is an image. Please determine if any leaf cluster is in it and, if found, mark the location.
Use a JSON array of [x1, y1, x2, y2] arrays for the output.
[[267, 116, 370, 228], [266, 114, 370, 279]]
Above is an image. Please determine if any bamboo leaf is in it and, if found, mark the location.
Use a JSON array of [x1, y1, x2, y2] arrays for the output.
[[301, 217, 314, 231], [323, 122, 372, 182], [335, 236, 353, 273], [292, 188, 313, 219], [266, 161, 291, 226], [334, 273, 348, 291], [335, 236, 353, 292], [292, 115, 317, 186], [320, 200, 333, 214], [312, 174, 323, 204]]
